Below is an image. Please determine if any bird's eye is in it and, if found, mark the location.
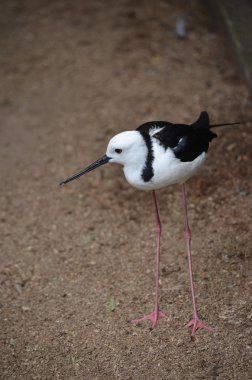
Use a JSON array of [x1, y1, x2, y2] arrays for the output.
[[115, 148, 122, 154]]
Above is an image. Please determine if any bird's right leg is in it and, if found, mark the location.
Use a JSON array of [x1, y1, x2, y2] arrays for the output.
[[182, 184, 215, 335], [130, 190, 166, 329]]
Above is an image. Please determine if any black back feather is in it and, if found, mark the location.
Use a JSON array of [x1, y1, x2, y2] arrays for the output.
[[136, 111, 241, 177], [173, 112, 217, 161], [137, 112, 218, 162]]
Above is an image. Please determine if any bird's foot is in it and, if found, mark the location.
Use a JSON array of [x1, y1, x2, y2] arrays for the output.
[[130, 309, 166, 329], [186, 316, 215, 336]]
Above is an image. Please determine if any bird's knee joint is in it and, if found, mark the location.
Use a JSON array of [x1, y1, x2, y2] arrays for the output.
[[185, 228, 191, 240]]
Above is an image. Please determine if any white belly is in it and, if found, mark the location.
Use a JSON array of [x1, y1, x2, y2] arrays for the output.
[[123, 149, 206, 191]]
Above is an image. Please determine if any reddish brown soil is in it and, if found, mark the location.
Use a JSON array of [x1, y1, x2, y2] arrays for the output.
[[1, 1, 252, 379]]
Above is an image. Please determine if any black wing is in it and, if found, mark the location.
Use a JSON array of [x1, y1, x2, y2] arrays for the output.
[[137, 112, 217, 162], [137, 120, 188, 147], [172, 112, 217, 162]]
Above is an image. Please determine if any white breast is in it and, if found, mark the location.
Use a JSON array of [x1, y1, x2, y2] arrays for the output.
[[123, 140, 206, 191]]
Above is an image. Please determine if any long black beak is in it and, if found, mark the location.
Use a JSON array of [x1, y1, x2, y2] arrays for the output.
[[59, 154, 110, 185]]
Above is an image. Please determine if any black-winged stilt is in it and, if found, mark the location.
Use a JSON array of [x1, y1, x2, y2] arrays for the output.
[[60, 111, 240, 335]]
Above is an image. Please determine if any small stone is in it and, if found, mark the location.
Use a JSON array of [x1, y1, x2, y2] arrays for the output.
[[175, 17, 187, 39], [15, 284, 22, 294], [227, 143, 236, 151], [21, 306, 31, 312], [176, 339, 183, 347]]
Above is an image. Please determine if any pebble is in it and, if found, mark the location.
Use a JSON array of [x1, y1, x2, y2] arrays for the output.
[[175, 17, 187, 39]]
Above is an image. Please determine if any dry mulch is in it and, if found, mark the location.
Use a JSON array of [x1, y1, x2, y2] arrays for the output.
[[1, 1, 252, 379]]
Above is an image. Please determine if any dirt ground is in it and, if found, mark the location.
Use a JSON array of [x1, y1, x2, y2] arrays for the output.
[[1, 1, 252, 379]]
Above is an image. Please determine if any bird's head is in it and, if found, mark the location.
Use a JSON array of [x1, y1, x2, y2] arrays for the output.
[[60, 131, 146, 185], [106, 131, 146, 165]]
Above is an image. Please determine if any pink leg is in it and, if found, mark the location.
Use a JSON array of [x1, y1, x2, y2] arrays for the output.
[[182, 185, 215, 335], [130, 190, 166, 328]]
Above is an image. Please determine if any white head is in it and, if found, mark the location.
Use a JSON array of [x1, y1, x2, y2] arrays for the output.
[[60, 130, 147, 185], [106, 131, 147, 167]]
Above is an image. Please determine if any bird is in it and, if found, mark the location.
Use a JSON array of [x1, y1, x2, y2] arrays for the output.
[[60, 111, 240, 335]]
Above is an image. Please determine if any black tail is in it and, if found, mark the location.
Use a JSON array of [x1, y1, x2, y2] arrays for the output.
[[192, 111, 242, 129], [191, 111, 210, 128], [210, 121, 242, 128]]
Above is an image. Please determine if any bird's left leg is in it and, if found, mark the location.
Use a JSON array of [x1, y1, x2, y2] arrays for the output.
[[130, 190, 166, 329], [182, 184, 215, 335]]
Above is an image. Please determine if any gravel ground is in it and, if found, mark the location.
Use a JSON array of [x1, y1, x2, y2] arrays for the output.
[[1, 1, 252, 379]]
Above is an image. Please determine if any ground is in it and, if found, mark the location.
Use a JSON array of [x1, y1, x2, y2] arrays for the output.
[[0, 1, 252, 379]]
